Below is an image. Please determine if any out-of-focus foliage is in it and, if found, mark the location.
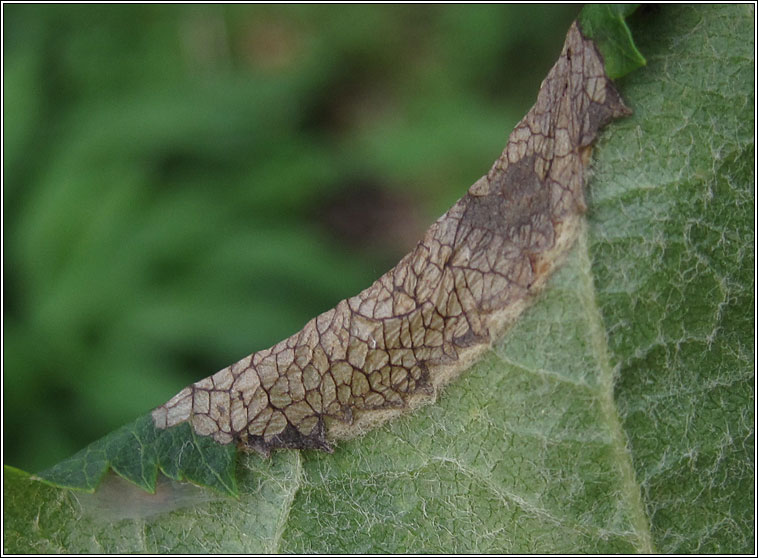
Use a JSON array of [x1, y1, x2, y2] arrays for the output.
[[3, 4, 579, 472]]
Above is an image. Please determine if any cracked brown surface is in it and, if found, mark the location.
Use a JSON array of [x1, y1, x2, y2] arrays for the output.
[[152, 23, 630, 456]]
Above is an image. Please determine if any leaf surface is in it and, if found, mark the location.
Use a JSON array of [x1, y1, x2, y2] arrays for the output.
[[3, 4, 753, 554], [579, 4, 646, 79]]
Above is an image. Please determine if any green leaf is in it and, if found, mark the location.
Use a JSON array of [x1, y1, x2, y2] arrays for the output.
[[587, 4, 754, 552], [579, 4, 646, 79], [36, 414, 237, 497], [4, 4, 752, 554]]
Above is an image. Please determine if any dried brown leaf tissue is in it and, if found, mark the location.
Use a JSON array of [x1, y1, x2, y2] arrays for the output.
[[152, 23, 630, 457]]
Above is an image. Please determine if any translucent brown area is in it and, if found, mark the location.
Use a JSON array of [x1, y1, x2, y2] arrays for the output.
[[152, 22, 630, 455]]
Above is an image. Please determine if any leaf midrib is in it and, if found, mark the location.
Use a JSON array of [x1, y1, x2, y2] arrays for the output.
[[270, 450, 303, 553], [576, 222, 655, 553]]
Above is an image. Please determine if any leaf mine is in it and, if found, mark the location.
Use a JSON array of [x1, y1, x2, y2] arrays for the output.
[[152, 22, 630, 456]]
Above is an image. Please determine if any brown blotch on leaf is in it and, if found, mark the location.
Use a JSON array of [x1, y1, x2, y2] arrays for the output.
[[152, 22, 630, 457]]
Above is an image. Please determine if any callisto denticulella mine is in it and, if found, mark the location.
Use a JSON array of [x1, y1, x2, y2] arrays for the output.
[[152, 22, 630, 457]]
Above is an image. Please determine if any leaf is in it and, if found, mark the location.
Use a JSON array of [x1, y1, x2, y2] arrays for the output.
[[587, 4, 754, 553], [35, 415, 237, 497], [3, 4, 753, 554], [578, 4, 646, 79]]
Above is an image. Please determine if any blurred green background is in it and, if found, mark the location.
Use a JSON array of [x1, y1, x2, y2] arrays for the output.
[[3, 4, 580, 472]]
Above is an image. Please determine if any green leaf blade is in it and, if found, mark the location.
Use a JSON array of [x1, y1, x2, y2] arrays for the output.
[[579, 4, 646, 79], [36, 414, 238, 497], [588, 4, 754, 552]]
